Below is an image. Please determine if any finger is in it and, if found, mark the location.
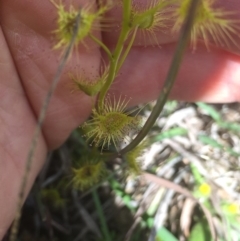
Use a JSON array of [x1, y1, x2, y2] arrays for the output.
[[0, 27, 47, 239], [0, 0, 100, 236], [104, 0, 240, 54], [0, 0, 101, 149], [102, 0, 240, 103], [109, 44, 240, 104]]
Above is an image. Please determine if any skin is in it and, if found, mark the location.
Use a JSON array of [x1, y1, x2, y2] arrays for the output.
[[0, 0, 240, 238]]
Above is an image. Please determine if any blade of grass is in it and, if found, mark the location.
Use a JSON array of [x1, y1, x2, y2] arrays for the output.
[[197, 103, 240, 133], [92, 188, 112, 241], [109, 178, 136, 211], [156, 227, 179, 241], [150, 127, 188, 143], [197, 102, 221, 122], [198, 134, 240, 157]]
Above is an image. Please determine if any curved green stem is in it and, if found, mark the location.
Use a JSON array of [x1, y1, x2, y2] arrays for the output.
[[98, 0, 131, 111], [116, 27, 138, 73], [89, 34, 112, 60], [120, 0, 201, 155], [92, 188, 111, 241]]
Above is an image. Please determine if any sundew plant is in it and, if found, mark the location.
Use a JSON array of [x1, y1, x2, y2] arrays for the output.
[[9, 0, 240, 240]]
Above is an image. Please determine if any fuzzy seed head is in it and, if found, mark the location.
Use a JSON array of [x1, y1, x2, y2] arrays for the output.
[[173, 0, 240, 50], [101, 112, 131, 133], [125, 141, 147, 175], [130, 0, 172, 46], [41, 189, 65, 209], [83, 97, 142, 149], [70, 66, 109, 96], [51, 0, 109, 49], [132, 8, 155, 29], [72, 159, 106, 190]]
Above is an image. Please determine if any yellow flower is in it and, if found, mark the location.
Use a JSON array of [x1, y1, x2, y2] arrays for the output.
[[198, 183, 211, 196], [226, 203, 239, 215]]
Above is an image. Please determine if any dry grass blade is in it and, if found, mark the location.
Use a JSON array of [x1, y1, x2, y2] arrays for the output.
[[123, 184, 160, 241], [142, 172, 217, 241], [9, 9, 82, 241], [180, 198, 197, 237], [148, 171, 187, 241]]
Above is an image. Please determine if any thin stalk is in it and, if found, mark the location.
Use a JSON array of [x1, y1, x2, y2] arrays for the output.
[[120, 0, 201, 155], [116, 27, 138, 73], [98, 0, 131, 110], [92, 188, 111, 241], [9, 9, 82, 241], [89, 33, 113, 60]]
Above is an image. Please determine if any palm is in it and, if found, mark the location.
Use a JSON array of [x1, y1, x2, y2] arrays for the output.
[[0, 0, 240, 238], [0, 0, 99, 236]]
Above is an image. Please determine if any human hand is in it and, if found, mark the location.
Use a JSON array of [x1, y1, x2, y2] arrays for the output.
[[0, 0, 240, 238]]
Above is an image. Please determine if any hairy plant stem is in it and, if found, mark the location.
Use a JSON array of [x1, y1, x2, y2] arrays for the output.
[[119, 0, 201, 155], [98, 0, 131, 111], [9, 10, 82, 241], [116, 27, 138, 73]]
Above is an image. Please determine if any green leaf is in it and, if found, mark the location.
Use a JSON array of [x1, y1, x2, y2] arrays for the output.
[[152, 127, 188, 143], [198, 135, 223, 149], [198, 135, 240, 157], [188, 220, 213, 241], [164, 100, 178, 114], [197, 103, 240, 134], [146, 217, 154, 228], [197, 103, 221, 122], [219, 121, 240, 132], [109, 178, 136, 211], [156, 227, 179, 241], [190, 163, 205, 184]]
